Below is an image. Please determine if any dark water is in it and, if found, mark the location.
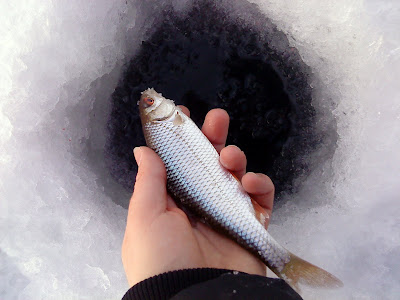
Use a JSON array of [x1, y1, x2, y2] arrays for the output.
[[106, 0, 319, 202]]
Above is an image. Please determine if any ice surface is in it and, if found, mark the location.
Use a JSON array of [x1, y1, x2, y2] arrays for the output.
[[1, 0, 399, 299]]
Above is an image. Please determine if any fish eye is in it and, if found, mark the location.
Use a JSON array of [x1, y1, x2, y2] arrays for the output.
[[143, 97, 154, 107]]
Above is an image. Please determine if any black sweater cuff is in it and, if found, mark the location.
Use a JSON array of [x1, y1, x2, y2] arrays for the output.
[[122, 268, 303, 300], [122, 268, 232, 300]]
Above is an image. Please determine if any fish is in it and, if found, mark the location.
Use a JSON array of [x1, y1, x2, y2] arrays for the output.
[[138, 88, 343, 292]]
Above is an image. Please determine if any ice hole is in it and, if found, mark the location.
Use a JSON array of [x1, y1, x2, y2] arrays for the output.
[[104, 0, 337, 208]]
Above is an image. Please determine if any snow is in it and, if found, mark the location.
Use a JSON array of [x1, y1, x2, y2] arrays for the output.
[[1, 0, 399, 299], [253, 0, 400, 298]]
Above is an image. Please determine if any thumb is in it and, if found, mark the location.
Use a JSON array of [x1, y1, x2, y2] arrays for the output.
[[128, 146, 168, 223]]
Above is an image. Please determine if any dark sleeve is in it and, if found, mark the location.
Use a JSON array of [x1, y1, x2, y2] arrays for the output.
[[122, 268, 303, 300]]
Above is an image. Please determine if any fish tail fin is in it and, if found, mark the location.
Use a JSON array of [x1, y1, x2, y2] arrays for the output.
[[271, 252, 343, 293]]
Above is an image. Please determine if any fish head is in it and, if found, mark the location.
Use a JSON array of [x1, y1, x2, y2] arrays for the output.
[[138, 88, 176, 123]]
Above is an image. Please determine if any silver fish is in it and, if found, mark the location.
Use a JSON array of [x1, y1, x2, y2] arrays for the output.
[[138, 88, 342, 292]]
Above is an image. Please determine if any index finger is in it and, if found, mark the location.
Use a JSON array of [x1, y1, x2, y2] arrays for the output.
[[178, 105, 190, 117], [201, 109, 230, 153]]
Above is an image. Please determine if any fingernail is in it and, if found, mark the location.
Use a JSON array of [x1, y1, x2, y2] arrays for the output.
[[225, 145, 242, 152], [253, 172, 264, 178], [133, 147, 142, 166], [247, 172, 264, 180]]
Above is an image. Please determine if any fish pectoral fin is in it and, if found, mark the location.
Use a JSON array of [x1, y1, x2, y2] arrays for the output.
[[271, 253, 343, 293], [228, 170, 270, 229], [251, 198, 269, 229], [173, 111, 184, 126]]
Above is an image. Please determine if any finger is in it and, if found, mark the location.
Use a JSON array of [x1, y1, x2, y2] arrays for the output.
[[128, 147, 168, 224], [220, 145, 247, 180], [241, 172, 275, 227], [242, 172, 274, 213], [178, 105, 190, 117], [201, 109, 229, 153]]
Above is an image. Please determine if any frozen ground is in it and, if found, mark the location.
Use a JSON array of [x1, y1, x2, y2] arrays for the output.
[[1, 0, 399, 299]]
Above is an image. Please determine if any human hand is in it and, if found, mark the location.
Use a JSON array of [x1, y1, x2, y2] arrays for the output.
[[122, 108, 275, 287]]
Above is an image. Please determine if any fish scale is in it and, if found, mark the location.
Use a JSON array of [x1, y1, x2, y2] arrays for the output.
[[143, 113, 289, 272], [139, 88, 343, 292]]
